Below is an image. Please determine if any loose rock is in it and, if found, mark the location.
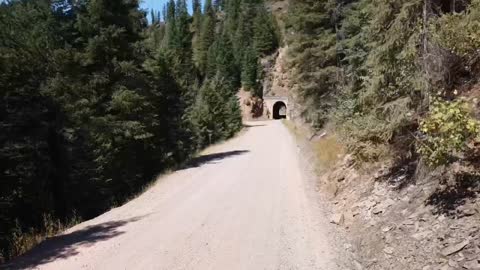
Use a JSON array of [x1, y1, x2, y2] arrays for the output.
[[331, 213, 345, 225], [441, 240, 470, 257], [463, 260, 480, 269], [383, 246, 394, 255]]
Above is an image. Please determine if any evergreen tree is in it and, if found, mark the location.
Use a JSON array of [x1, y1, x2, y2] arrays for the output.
[[192, 0, 203, 68], [174, 0, 191, 50], [190, 78, 242, 148], [224, 0, 241, 39], [0, 0, 68, 258], [233, 1, 256, 65], [214, 33, 240, 87], [164, 0, 177, 47], [253, 7, 278, 56], [197, 0, 216, 74], [335, 0, 424, 161], [286, 0, 338, 126], [206, 40, 219, 78], [241, 46, 259, 94], [151, 9, 156, 24], [0, 0, 248, 260]]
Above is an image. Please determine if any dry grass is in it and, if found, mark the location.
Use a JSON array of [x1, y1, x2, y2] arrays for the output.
[[283, 119, 347, 198], [282, 119, 308, 138], [312, 135, 345, 170], [283, 120, 345, 172], [9, 213, 81, 259]]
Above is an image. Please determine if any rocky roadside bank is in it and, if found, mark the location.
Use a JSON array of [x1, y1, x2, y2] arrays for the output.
[[285, 121, 480, 270]]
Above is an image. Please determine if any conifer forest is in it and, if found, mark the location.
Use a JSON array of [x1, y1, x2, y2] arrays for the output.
[[0, 0, 280, 260], [1, 0, 480, 265]]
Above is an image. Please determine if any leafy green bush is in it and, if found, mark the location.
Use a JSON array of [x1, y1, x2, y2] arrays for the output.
[[418, 99, 479, 167]]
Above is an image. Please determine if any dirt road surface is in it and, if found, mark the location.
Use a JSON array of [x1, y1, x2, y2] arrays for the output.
[[8, 121, 342, 270]]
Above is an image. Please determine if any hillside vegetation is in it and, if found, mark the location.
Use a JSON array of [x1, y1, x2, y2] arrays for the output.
[[2, 0, 480, 266], [284, 0, 480, 168], [0, 0, 278, 261], [281, 0, 480, 268]]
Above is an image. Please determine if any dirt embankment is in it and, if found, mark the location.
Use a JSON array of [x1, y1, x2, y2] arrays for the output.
[[285, 120, 480, 270], [332, 161, 479, 270]]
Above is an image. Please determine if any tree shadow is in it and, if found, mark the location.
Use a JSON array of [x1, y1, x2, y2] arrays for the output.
[[376, 159, 418, 190], [243, 124, 266, 128], [3, 215, 147, 270], [181, 150, 250, 170], [426, 172, 480, 216]]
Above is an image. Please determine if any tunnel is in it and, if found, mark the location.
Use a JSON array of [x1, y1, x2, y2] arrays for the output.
[[273, 101, 287, 120]]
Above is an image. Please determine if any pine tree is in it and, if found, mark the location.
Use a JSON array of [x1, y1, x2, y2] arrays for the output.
[[335, 0, 424, 161], [190, 78, 242, 148], [241, 46, 259, 94], [0, 0, 66, 258], [224, 0, 241, 38], [286, 0, 338, 126], [164, 0, 177, 48], [253, 7, 278, 56], [175, 0, 191, 50], [224, 94, 243, 137], [45, 0, 155, 206], [206, 40, 218, 78], [197, 0, 216, 74], [151, 9, 156, 24], [214, 33, 240, 87], [192, 0, 203, 69], [233, 1, 255, 64], [0, 0, 248, 260]]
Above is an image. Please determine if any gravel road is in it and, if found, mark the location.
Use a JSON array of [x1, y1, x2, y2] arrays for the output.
[[9, 121, 341, 270]]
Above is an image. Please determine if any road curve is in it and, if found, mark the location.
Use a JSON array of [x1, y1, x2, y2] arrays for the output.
[[8, 121, 340, 270]]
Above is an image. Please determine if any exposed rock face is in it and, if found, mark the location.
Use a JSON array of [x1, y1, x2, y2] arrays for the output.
[[237, 89, 266, 121], [260, 47, 308, 122], [244, 45, 295, 120], [261, 49, 290, 98], [324, 157, 480, 270]]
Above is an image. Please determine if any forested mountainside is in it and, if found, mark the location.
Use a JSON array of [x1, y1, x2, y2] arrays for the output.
[[285, 0, 480, 166], [282, 1, 480, 268], [0, 0, 278, 261], [2, 0, 480, 265]]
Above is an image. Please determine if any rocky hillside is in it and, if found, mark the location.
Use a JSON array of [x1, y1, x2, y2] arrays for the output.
[[266, 0, 480, 269], [283, 117, 480, 269]]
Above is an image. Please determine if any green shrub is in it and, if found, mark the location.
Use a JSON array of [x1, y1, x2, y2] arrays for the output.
[[418, 98, 479, 167]]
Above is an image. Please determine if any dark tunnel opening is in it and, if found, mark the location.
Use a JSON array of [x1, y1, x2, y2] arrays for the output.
[[273, 101, 287, 120]]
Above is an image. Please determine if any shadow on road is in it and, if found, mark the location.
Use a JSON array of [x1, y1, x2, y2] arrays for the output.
[[243, 124, 266, 128], [3, 215, 147, 270], [182, 150, 250, 170]]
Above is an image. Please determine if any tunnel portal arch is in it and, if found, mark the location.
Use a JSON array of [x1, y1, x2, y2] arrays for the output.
[[273, 101, 287, 119], [264, 96, 289, 120]]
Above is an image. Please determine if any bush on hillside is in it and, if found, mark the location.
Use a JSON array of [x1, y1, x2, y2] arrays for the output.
[[418, 98, 479, 167]]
